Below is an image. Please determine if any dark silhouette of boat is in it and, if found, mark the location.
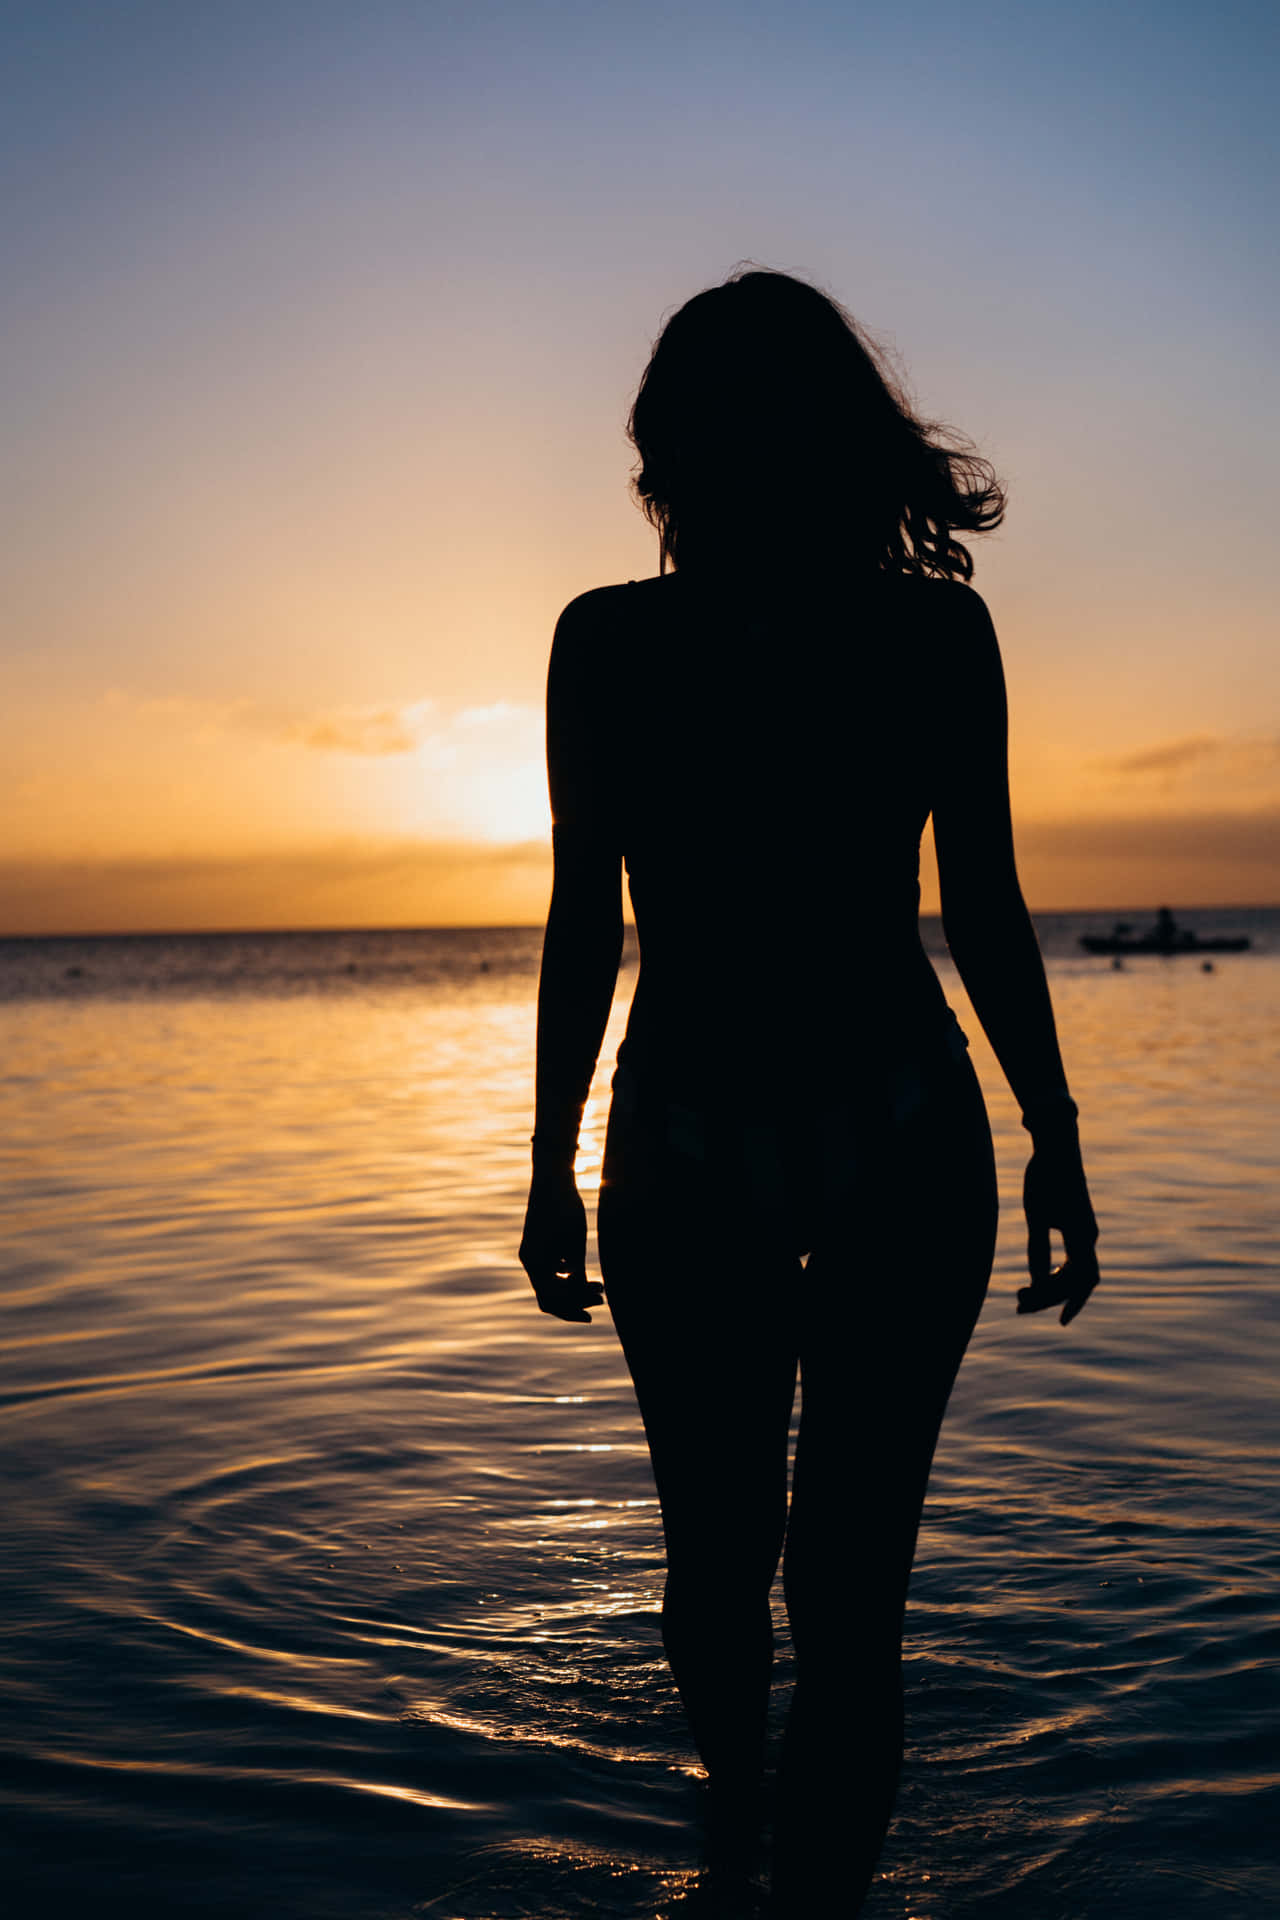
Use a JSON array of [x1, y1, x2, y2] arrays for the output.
[[1080, 908, 1250, 956]]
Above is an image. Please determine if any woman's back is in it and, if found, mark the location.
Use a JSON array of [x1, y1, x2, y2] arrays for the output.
[[550, 567, 977, 1108]]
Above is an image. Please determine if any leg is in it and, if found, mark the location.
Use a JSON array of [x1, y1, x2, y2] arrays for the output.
[[773, 1060, 998, 1915], [598, 1102, 801, 1806]]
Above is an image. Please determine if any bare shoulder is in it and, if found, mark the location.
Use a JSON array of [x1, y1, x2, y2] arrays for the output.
[[555, 580, 631, 626], [891, 576, 996, 640], [553, 577, 662, 638], [546, 587, 624, 701], [888, 578, 1002, 698], [549, 576, 670, 688]]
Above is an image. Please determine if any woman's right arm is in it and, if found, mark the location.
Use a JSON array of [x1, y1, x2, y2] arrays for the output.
[[518, 591, 625, 1324], [930, 587, 1099, 1325]]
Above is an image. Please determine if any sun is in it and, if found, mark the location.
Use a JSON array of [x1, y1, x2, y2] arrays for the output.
[[368, 704, 551, 846], [448, 754, 551, 844]]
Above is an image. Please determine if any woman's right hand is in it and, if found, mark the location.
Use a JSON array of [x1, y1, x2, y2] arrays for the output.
[[519, 1169, 603, 1323], [1017, 1131, 1100, 1327]]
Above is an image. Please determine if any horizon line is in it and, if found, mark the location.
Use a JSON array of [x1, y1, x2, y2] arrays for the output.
[[3, 902, 1276, 943]]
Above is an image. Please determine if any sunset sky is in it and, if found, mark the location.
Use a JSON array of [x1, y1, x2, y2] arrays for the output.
[[3, 0, 1277, 932]]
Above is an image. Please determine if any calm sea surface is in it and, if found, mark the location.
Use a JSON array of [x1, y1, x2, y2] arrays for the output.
[[1, 911, 1277, 1919]]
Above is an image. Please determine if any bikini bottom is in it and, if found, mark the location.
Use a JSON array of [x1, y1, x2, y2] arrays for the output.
[[603, 1012, 980, 1263]]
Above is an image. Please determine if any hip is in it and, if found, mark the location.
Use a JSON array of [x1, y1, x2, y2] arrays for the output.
[[601, 1013, 996, 1263]]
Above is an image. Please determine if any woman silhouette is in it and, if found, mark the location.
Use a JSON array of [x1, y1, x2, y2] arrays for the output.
[[519, 269, 1099, 1916]]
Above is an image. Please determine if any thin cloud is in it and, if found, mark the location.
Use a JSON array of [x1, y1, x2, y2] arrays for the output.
[[1099, 734, 1280, 781], [285, 701, 435, 755], [103, 691, 543, 763], [0, 838, 554, 935], [101, 689, 442, 756], [1021, 806, 1280, 863], [1097, 737, 1280, 821], [1103, 735, 1221, 776], [272, 699, 538, 759]]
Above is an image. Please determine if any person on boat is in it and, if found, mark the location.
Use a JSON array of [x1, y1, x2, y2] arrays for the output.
[[519, 268, 1100, 1916]]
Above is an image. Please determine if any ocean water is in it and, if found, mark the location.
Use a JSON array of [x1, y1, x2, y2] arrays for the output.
[[1, 909, 1277, 1919]]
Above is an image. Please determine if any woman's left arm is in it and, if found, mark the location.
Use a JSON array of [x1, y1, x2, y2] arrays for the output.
[[932, 586, 1099, 1326], [519, 593, 624, 1323]]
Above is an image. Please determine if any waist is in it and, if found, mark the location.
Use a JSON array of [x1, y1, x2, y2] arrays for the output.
[[613, 1006, 973, 1156]]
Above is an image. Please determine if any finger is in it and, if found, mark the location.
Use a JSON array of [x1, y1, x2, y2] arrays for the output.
[[1016, 1269, 1072, 1314], [1016, 1257, 1099, 1323], [535, 1280, 590, 1321], [535, 1276, 604, 1324], [547, 1276, 603, 1304], [1059, 1252, 1100, 1327]]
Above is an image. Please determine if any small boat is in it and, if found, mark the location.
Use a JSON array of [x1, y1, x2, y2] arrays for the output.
[[1079, 909, 1250, 957]]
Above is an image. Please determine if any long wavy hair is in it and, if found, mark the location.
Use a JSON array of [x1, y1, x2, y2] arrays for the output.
[[628, 268, 1005, 581]]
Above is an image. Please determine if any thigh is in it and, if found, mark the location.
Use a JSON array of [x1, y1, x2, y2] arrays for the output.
[[598, 1096, 801, 1583], [786, 1058, 998, 1631]]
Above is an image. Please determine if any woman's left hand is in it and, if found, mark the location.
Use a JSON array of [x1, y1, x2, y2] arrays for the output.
[[519, 1169, 604, 1323], [1018, 1133, 1100, 1326]]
